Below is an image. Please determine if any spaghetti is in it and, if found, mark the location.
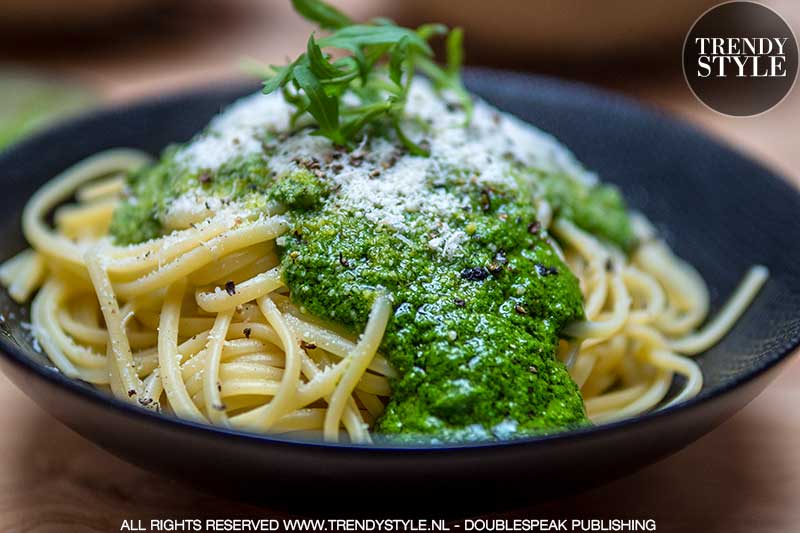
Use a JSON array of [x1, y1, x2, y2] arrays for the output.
[[0, 88, 767, 444]]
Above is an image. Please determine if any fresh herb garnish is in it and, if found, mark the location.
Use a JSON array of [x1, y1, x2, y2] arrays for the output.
[[261, 0, 472, 154]]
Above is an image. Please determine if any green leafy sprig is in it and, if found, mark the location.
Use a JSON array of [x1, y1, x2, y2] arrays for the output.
[[261, 0, 472, 155]]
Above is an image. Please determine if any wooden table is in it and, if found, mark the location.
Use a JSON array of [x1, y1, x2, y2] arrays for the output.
[[1, 1, 798, 531]]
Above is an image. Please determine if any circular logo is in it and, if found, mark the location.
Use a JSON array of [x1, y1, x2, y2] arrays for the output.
[[683, 1, 798, 116]]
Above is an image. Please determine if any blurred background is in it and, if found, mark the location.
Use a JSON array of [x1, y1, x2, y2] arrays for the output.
[[0, 1, 799, 530], [0, 0, 796, 178]]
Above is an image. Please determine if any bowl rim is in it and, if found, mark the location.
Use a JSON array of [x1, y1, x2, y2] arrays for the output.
[[1, 67, 798, 453]]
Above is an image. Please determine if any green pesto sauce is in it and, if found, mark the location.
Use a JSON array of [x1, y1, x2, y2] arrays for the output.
[[109, 137, 635, 443], [534, 169, 635, 251], [110, 149, 275, 245], [280, 175, 588, 442]]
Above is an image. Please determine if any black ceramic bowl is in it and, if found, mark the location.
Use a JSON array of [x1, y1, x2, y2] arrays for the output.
[[1, 69, 798, 516]]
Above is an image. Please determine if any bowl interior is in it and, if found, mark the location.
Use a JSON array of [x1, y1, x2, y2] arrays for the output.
[[0, 68, 799, 448]]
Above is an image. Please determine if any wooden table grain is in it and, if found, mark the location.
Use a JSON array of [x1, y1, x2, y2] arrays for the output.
[[0, 1, 798, 531]]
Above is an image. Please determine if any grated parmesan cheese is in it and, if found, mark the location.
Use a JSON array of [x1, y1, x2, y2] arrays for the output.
[[171, 78, 596, 258]]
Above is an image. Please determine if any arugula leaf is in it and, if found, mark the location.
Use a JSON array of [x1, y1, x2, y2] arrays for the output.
[[306, 35, 347, 80], [393, 119, 430, 156], [263, 0, 471, 150], [293, 65, 342, 140], [446, 28, 464, 77], [416, 23, 447, 40], [445, 28, 473, 120], [341, 101, 392, 139], [263, 63, 294, 94], [290, 0, 352, 30], [389, 36, 409, 88], [318, 25, 431, 55]]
